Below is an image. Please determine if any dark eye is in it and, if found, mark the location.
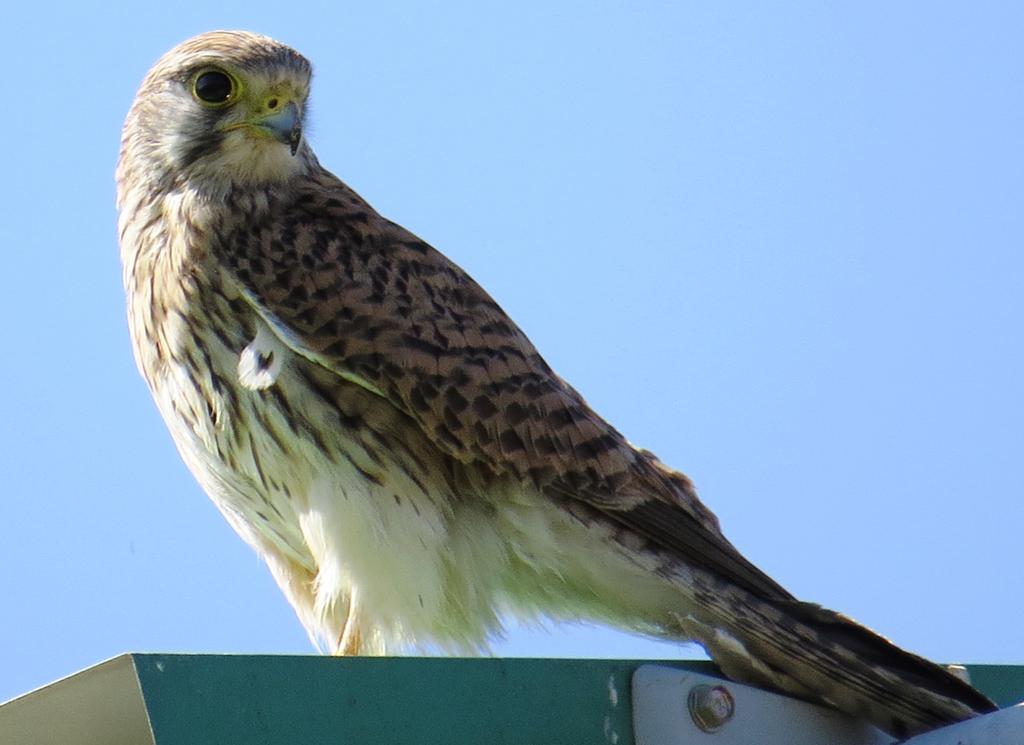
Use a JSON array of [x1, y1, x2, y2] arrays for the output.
[[193, 70, 234, 104]]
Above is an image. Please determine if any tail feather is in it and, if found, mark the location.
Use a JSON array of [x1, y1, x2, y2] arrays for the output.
[[783, 600, 994, 711], [687, 586, 997, 738]]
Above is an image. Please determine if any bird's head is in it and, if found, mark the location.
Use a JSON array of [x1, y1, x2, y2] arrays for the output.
[[118, 31, 314, 198]]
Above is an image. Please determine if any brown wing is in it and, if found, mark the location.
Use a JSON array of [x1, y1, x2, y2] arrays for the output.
[[217, 167, 792, 601]]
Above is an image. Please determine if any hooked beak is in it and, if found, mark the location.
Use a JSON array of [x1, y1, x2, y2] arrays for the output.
[[222, 100, 303, 155], [257, 101, 303, 155]]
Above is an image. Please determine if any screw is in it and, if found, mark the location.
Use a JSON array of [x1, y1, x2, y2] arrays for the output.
[[688, 684, 735, 733]]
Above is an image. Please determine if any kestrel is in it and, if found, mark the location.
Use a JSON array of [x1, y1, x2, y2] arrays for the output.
[[116, 31, 994, 737]]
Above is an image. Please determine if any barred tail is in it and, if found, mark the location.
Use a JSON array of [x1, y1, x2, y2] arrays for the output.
[[686, 588, 997, 738]]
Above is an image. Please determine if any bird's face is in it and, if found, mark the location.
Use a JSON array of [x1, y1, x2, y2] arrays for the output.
[[119, 31, 314, 195]]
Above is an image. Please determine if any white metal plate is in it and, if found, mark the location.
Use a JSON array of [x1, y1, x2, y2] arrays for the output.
[[632, 664, 893, 745]]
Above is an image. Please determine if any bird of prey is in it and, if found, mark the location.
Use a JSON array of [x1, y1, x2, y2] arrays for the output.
[[116, 30, 994, 737]]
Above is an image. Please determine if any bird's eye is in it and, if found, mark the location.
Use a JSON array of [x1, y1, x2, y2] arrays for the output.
[[193, 70, 234, 105]]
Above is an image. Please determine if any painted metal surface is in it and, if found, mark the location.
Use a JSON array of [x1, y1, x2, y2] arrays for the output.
[[1, 655, 1020, 744]]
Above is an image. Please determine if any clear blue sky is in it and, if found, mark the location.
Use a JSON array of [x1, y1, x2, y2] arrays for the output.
[[2, 2, 1021, 704]]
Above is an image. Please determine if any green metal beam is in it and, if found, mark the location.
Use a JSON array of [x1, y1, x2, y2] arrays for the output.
[[956, 664, 1024, 708], [2, 655, 1021, 745], [136, 655, 715, 745]]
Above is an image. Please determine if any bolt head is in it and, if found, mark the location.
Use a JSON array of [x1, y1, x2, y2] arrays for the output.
[[688, 684, 735, 733]]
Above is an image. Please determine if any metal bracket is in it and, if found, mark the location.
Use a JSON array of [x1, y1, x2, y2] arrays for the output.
[[633, 664, 892, 745], [632, 665, 1024, 745], [901, 703, 1024, 745]]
